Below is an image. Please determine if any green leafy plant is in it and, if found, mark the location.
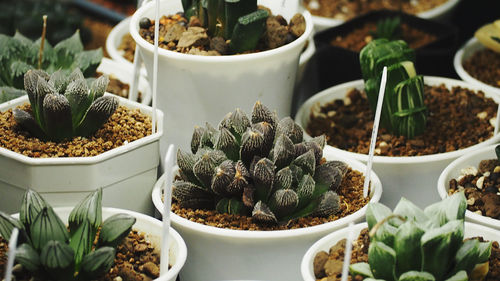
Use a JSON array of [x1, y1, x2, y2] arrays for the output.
[[13, 68, 118, 142], [360, 38, 427, 138], [0, 189, 136, 281], [181, 0, 269, 53], [349, 192, 492, 281], [370, 17, 401, 41], [173, 101, 348, 224]]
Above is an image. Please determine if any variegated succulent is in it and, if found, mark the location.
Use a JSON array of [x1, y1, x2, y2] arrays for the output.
[[13, 68, 118, 142], [173, 101, 348, 224], [0, 189, 136, 281]]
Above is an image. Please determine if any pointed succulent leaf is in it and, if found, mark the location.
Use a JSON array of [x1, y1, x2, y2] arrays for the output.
[[276, 117, 303, 144], [252, 157, 275, 202], [12, 109, 44, 139], [40, 240, 75, 280], [30, 207, 69, 251], [324, 160, 348, 177], [292, 149, 316, 176], [311, 191, 341, 217], [15, 243, 40, 272], [394, 221, 425, 276], [200, 122, 218, 148], [76, 95, 118, 136], [79, 247, 116, 280], [68, 67, 85, 83], [176, 149, 199, 184], [0, 211, 24, 241], [252, 121, 275, 156], [69, 219, 94, 268], [297, 174, 316, 204], [304, 141, 323, 165], [443, 271, 467, 281], [424, 192, 466, 227], [216, 198, 245, 215], [193, 150, 223, 188], [310, 135, 326, 149], [218, 112, 232, 131], [452, 239, 480, 274], [398, 271, 435, 281], [368, 241, 396, 281], [373, 222, 398, 248], [349, 262, 374, 278], [227, 169, 250, 196], [48, 70, 69, 94], [229, 108, 251, 138], [240, 127, 265, 166], [293, 143, 308, 159], [275, 167, 293, 190], [393, 197, 428, 223], [73, 49, 103, 77], [235, 160, 250, 178], [172, 180, 214, 209], [54, 30, 84, 67], [314, 164, 343, 192], [24, 70, 42, 109], [251, 101, 276, 127], [252, 201, 277, 223], [211, 160, 236, 195], [68, 188, 102, 233], [34, 75, 58, 130], [477, 241, 493, 263], [366, 203, 393, 230], [272, 134, 295, 169], [191, 126, 205, 154], [88, 75, 109, 100], [269, 189, 299, 218], [42, 93, 73, 141], [215, 127, 239, 160], [98, 213, 136, 248], [20, 189, 48, 230]]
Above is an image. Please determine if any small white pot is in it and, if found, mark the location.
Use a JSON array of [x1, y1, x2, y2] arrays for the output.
[[130, 0, 314, 154], [297, 36, 316, 84], [437, 144, 500, 230], [301, 221, 500, 281], [97, 58, 152, 105], [295, 76, 500, 209], [0, 94, 163, 214], [152, 154, 382, 281], [454, 37, 500, 96], [309, 0, 461, 32], [13, 207, 187, 281]]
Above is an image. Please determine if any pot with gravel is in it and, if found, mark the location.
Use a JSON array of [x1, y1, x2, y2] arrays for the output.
[[301, 192, 500, 281], [0, 69, 163, 214], [129, 0, 313, 156], [151, 101, 382, 281], [438, 144, 500, 230], [0, 188, 187, 281], [296, 38, 500, 208]]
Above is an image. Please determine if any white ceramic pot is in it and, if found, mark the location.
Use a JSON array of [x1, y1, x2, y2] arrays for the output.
[[295, 76, 500, 209], [301, 221, 500, 281], [297, 36, 316, 84], [308, 0, 461, 32], [13, 207, 187, 281], [97, 57, 152, 105], [0, 94, 163, 215], [130, 0, 314, 154], [437, 144, 500, 230], [152, 153, 382, 281], [454, 37, 500, 96]]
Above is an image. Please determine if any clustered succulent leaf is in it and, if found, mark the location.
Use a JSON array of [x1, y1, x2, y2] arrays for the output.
[[173, 101, 348, 224], [0, 189, 136, 281], [371, 16, 401, 41], [360, 39, 427, 138], [349, 192, 492, 281], [13, 68, 118, 142], [181, 0, 268, 53]]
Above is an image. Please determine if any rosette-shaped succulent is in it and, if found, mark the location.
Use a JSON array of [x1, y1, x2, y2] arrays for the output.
[[13, 68, 118, 142], [173, 101, 347, 224]]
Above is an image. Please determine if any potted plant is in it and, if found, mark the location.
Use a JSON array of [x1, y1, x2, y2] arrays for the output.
[[438, 144, 500, 230], [0, 188, 187, 281], [454, 19, 500, 95], [295, 38, 500, 208], [0, 69, 163, 214], [301, 192, 499, 281], [129, 0, 313, 155], [151, 101, 382, 280]]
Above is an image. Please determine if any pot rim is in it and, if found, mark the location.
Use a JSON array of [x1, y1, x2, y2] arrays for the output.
[[295, 76, 500, 164], [129, 0, 314, 63]]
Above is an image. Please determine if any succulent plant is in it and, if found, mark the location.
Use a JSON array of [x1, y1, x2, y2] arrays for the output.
[[173, 101, 348, 224], [349, 192, 492, 281], [360, 38, 427, 138], [371, 16, 401, 41], [0, 189, 136, 281], [13, 68, 118, 142], [181, 0, 269, 53]]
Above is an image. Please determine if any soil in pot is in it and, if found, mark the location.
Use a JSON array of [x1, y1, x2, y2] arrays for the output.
[[0, 104, 152, 157], [463, 49, 500, 88], [96, 71, 143, 103], [303, 0, 448, 21], [118, 33, 136, 62], [306, 84, 497, 157], [448, 160, 500, 219]]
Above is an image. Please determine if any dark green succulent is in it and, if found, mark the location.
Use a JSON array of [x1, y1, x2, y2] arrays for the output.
[[360, 38, 427, 138], [0, 189, 136, 281], [181, 0, 268, 53], [370, 17, 401, 41], [173, 101, 348, 224], [13, 68, 118, 142], [350, 192, 492, 281]]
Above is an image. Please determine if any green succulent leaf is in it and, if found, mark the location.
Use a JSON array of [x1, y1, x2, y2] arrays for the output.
[[397, 271, 435, 281], [65, 77, 91, 127], [393, 197, 428, 224], [452, 239, 491, 273], [349, 262, 374, 278], [229, 9, 268, 53], [30, 207, 69, 251], [79, 247, 116, 280], [42, 93, 73, 141], [0, 86, 25, 103], [69, 188, 102, 233], [76, 95, 118, 137], [368, 241, 396, 281], [444, 270, 468, 281], [15, 243, 41, 272], [40, 240, 75, 280], [89, 75, 109, 100], [216, 197, 245, 215], [20, 189, 48, 231], [372, 222, 397, 248], [365, 203, 392, 230], [394, 221, 425, 277], [73, 48, 103, 77], [0, 211, 24, 241], [69, 219, 95, 269], [98, 214, 136, 248], [424, 192, 466, 227], [53, 30, 84, 69]]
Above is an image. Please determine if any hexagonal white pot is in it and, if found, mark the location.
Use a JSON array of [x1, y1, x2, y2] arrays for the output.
[[152, 153, 383, 281], [0, 94, 163, 214]]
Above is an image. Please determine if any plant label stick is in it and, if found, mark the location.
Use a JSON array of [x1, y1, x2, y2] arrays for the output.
[[341, 222, 355, 281], [4, 228, 19, 281], [130, 0, 147, 102], [151, 0, 160, 134], [495, 102, 500, 135], [161, 144, 176, 275], [363, 66, 388, 198]]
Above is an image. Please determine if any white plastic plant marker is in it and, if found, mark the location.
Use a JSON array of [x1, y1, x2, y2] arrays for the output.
[[130, 0, 147, 102], [161, 144, 176, 275], [4, 228, 19, 281], [340, 222, 355, 281], [495, 103, 500, 135], [363, 66, 388, 198], [150, 0, 160, 134]]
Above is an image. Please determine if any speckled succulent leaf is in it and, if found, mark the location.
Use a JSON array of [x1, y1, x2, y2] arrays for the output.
[[397, 271, 435, 281], [229, 108, 251, 139], [89, 75, 109, 100], [40, 240, 75, 280], [276, 117, 303, 144], [394, 221, 424, 276], [215, 127, 239, 160], [366, 203, 393, 230], [191, 126, 205, 154], [272, 134, 295, 169], [289, 164, 305, 187], [177, 149, 201, 184], [69, 219, 94, 269], [452, 239, 489, 274], [0, 211, 24, 242], [349, 262, 374, 278], [30, 207, 69, 251], [240, 127, 265, 165], [193, 150, 227, 188], [172, 180, 214, 205], [73, 48, 103, 77], [443, 271, 467, 281], [97, 214, 136, 248], [296, 174, 315, 206], [393, 197, 428, 224], [251, 157, 275, 202], [76, 95, 118, 137], [53, 30, 84, 69], [20, 189, 48, 232], [424, 192, 466, 228], [11, 61, 33, 88], [68, 188, 102, 234], [48, 70, 69, 94], [211, 160, 236, 195], [292, 149, 316, 176], [368, 241, 396, 281], [15, 243, 41, 272], [310, 135, 326, 149], [42, 93, 73, 141], [275, 167, 293, 190], [65, 77, 91, 127], [200, 122, 218, 148], [269, 189, 299, 218], [313, 163, 343, 192], [324, 160, 348, 177], [252, 201, 277, 223], [68, 67, 85, 84], [311, 191, 340, 217], [34, 74, 58, 130], [251, 101, 276, 127], [252, 121, 275, 156], [304, 141, 323, 165], [226, 160, 250, 195], [79, 247, 116, 280], [216, 198, 245, 215]]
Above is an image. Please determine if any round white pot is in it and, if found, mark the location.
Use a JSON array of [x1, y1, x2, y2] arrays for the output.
[[454, 37, 500, 96], [295, 76, 500, 209], [130, 0, 314, 154], [152, 153, 382, 281], [13, 207, 187, 281], [437, 144, 500, 230], [308, 0, 461, 32], [0, 94, 163, 215], [97, 57, 152, 105], [301, 221, 500, 281]]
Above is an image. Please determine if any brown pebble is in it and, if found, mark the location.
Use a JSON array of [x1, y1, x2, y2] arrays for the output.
[[142, 262, 160, 278], [134, 243, 148, 252], [313, 251, 329, 278], [188, 16, 202, 27], [289, 13, 306, 38]]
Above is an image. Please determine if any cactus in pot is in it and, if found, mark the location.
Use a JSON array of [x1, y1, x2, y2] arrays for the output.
[[173, 101, 348, 224], [349, 192, 492, 281], [0, 188, 136, 281]]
